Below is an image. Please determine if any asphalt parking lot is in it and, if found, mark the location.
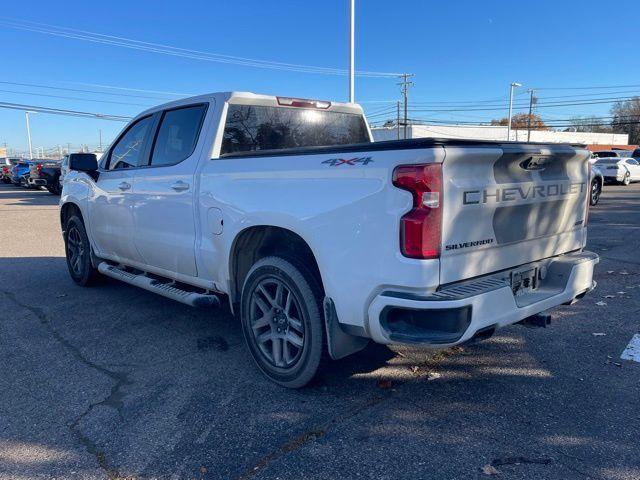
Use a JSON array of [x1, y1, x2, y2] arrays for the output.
[[0, 183, 639, 480]]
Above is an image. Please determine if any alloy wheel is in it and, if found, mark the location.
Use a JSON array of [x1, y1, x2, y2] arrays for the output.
[[66, 227, 85, 276], [591, 181, 600, 204], [249, 278, 305, 369]]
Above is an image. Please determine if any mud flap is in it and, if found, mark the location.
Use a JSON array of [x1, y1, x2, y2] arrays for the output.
[[323, 297, 369, 360]]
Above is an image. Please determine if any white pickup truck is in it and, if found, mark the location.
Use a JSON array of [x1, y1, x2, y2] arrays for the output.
[[60, 92, 598, 387]]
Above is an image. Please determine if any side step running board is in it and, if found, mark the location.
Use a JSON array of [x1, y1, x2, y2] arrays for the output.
[[97, 262, 220, 308]]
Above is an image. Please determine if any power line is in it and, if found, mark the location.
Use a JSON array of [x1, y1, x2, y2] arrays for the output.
[[0, 88, 153, 107], [0, 80, 179, 100], [0, 101, 131, 121], [0, 18, 400, 78]]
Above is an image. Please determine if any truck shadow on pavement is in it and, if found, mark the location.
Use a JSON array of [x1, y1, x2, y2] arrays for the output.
[[0, 185, 60, 207], [0, 255, 638, 480]]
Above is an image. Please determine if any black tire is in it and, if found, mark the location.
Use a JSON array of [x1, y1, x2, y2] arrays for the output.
[[240, 256, 324, 388], [64, 215, 100, 286], [590, 179, 601, 206], [47, 184, 61, 195], [622, 172, 631, 186]]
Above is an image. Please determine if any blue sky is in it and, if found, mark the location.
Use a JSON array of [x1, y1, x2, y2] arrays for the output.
[[1, 0, 639, 153]]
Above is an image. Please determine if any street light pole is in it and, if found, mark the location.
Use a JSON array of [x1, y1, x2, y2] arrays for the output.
[[25, 111, 34, 159], [348, 0, 355, 103], [507, 82, 521, 141]]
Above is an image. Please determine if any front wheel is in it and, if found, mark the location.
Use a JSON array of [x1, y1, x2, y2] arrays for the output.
[[64, 215, 99, 286], [590, 179, 601, 206], [240, 256, 325, 388]]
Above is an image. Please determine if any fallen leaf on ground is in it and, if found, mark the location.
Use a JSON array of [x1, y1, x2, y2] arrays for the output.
[[427, 372, 441, 381], [377, 379, 393, 389], [620, 271, 629, 275], [604, 295, 615, 299], [592, 332, 606, 336], [595, 301, 607, 306], [606, 270, 615, 274], [410, 366, 420, 374], [481, 465, 499, 476]]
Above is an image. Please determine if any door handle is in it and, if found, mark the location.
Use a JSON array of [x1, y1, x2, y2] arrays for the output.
[[118, 181, 131, 191], [171, 181, 190, 192]]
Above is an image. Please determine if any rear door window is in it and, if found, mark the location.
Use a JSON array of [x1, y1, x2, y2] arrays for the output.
[[149, 104, 207, 167], [221, 104, 370, 155]]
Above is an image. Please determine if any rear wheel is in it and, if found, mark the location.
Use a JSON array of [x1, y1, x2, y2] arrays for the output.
[[590, 179, 601, 206], [47, 184, 61, 195], [240, 256, 324, 388], [622, 172, 631, 186], [64, 215, 99, 286]]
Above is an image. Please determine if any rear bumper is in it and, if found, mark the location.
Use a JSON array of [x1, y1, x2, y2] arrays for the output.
[[28, 178, 47, 186], [366, 251, 598, 346]]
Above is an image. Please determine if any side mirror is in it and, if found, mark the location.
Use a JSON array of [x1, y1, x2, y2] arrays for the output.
[[68, 153, 98, 172]]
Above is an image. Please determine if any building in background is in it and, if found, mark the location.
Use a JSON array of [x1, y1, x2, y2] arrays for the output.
[[372, 124, 629, 146]]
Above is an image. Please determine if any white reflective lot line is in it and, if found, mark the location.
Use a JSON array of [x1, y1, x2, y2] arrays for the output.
[[621, 334, 640, 363]]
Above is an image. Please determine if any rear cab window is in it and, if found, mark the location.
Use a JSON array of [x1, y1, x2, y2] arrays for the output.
[[221, 103, 370, 155], [150, 104, 207, 167]]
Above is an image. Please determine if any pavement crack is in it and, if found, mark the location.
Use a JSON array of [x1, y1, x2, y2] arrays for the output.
[[235, 392, 391, 480], [1, 288, 132, 478]]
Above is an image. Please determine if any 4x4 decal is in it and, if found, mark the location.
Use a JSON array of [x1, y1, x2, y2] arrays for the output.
[[322, 156, 373, 167]]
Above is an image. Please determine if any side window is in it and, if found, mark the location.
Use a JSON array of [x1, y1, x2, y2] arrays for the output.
[[150, 105, 207, 167], [108, 116, 153, 170], [627, 159, 638, 165]]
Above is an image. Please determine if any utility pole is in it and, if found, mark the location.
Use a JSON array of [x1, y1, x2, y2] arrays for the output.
[[67, 142, 71, 154], [58, 145, 62, 159], [99, 129, 103, 152], [25, 112, 33, 159], [507, 82, 521, 141], [348, 0, 355, 103], [398, 73, 414, 140], [526, 89, 536, 142], [397, 101, 401, 140]]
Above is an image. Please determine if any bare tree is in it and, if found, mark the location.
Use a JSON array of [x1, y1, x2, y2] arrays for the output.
[[610, 97, 640, 144], [567, 116, 613, 133]]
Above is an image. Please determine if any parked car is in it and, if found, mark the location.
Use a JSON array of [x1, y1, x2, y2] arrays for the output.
[[60, 92, 598, 388], [9, 161, 32, 187], [596, 157, 640, 185], [589, 159, 604, 205], [1, 158, 21, 183], [592, 150, 633, 158], [29, 160, 62, 194]]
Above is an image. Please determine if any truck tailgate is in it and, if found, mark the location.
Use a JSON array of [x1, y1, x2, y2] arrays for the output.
[[440, 144, 590, 285]]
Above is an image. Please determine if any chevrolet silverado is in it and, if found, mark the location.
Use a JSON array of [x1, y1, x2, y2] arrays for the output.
[[59, 92, 598, 387]]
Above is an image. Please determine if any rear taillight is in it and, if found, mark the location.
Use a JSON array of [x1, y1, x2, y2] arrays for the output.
[[392, 163, 443, 259], [36, 163, 43, 175]]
